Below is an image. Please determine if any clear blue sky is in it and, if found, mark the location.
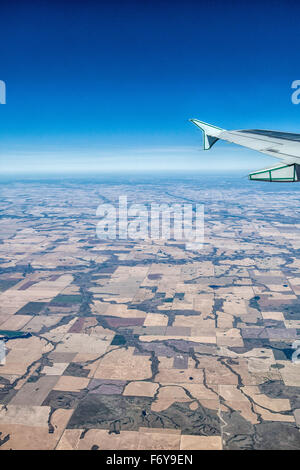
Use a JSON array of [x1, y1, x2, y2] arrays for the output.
[[1, 0, 300, 174]]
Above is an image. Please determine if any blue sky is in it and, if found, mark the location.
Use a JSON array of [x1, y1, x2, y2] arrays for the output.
[[1, 0, 300, 174]]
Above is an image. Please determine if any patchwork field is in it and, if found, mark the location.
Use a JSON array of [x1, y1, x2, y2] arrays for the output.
[[0, 175, 300, 449]]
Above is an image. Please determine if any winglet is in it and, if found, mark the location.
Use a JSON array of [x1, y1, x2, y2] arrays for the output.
[[190, 119, 224, 150]]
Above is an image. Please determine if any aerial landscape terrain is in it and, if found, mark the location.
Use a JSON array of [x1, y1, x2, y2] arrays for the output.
[[0, 173, 300, 450]]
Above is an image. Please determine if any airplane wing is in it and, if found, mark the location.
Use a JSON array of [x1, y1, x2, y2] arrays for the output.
[[190, 119, 300, 182]]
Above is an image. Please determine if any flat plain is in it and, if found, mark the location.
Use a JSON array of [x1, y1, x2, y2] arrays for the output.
[[0, 174, 300, 450]]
